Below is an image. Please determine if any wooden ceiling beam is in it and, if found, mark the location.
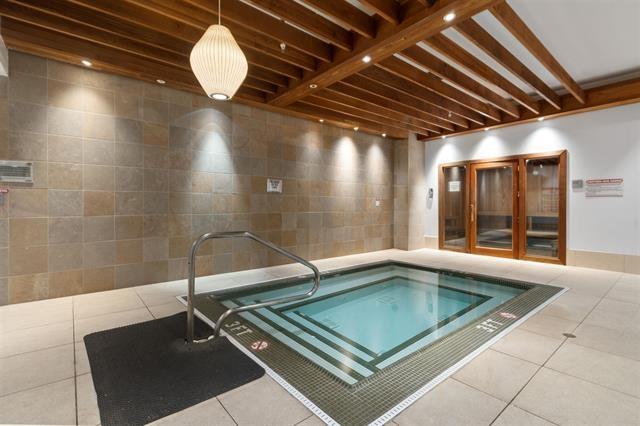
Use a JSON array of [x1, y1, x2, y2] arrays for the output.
[[422, 78, 640, 141], [314, 89, 439, 134], [303, 95, 427, 136], [232, 32, 317, 72], [455, 18, 561, 109], [128, 0, 319, 71], [299, 0, 376, 38], [246, 0, 352, 51], [269, 0, 503, 107], [8, 0, 191, 55], [248, 67, 289, 88], [360, 66, 484, 126], [4, 35, 211, 98], [243, 77, 278, 95], [243, 49, 301, 80], [358, 0, 400, 24], [182, 0, 332, 62], [11, 0, 316, 72], [1, 18, 278, 98], [289, 102, 406, 138], [0, 1, 188, 69], [490, 2, 585, 104], [426, 34, 540, 114], [1, 1, 297, 87], [1, 19, 200, 87], [236, 87, 268, 103], [340, 76, 458, 131], [377, 56, 501, 121], [400, 45, 519, 118], [326, 83, 443, 133]]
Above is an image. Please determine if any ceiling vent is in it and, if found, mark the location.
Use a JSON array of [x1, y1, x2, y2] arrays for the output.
[[0, 161, 33, 183]]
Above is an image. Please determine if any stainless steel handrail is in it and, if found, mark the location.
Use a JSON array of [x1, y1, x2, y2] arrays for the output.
[[186, 231, 321, 343]]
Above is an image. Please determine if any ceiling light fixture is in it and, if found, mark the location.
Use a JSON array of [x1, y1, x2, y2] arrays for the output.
[[353, 126, 359, 131], [81, 59, 92, 67], [156, 79, 166, 85], [484, 128, 489, 132], [443, 12, 456, 22], [362, 55, 372, 63], [382, 133, 386, 138], [319, 119, 324, 123], [442, 135, 447, 139], [538, 116, 545, 122], [190, 0, 248, 101], [309, 83, 318, 89]]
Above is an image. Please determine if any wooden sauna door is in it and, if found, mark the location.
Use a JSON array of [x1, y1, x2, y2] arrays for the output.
[[469, 161, 519, 258]]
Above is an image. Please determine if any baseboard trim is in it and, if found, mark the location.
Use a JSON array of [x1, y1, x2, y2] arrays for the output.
[[420, 237, 639, 275]]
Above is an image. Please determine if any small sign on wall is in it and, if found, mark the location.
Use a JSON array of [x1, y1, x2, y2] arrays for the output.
[[448, 181, 461, 192], [585, 178, 623, 197], [266, 178, 283, 193]]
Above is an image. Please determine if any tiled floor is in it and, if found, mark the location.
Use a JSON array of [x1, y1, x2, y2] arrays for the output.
[[1, 248, 639, 425]]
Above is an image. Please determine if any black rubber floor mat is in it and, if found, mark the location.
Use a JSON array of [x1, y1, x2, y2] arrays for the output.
[[84, 312, 265, 426]]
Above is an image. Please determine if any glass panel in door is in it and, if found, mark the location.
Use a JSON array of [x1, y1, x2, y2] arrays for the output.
[[473, 163, 516, 253], [525, 157, 560, 259], [442, 165, 467, 249]]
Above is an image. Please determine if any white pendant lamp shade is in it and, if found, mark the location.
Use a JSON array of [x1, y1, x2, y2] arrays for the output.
[[190, 24, 248, 101]]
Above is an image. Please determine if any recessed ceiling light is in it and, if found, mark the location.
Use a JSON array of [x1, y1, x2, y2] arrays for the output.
[[484, 128, 489, 132], [156, 79, 166, 85], [382, 133, 386, 138], [319, 119, 324, 123], [211, 93, 230, 101], [81, 59, 92, 67], [538, 116, 545, 122], [309, 83, 317, 89], [353, 126, 359, 131], [441, 135, 446, 139], [362, 55, 372, 63], [443, 12, 456, 22]]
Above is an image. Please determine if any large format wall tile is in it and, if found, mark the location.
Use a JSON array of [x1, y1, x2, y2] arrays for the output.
[[0, 51, 395, 305]]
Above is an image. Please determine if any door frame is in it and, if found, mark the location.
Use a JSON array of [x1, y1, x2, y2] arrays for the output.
[[469, 160, 519, 259], [517, 151, 568, 265], [438, 150, 567, 264], [438, 161, 469, 253]]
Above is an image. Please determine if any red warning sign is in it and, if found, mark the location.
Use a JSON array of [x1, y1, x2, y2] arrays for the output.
[[251, 340, 269, 351]]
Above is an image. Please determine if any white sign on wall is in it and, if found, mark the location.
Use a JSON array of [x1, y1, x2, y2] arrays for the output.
[[266, 178, 283, 193], [448, 181, 461, 192], [585, 178, 623, 197]]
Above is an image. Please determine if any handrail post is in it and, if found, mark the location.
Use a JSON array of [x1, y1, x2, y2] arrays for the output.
[[186, 235, 202, 343], [185, 231, 321, 344]]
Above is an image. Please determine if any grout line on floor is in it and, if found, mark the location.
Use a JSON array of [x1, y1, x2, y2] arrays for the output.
[[487, 338, 567, 425], [542, 363, 640, 401], [0, 340, 74, 360], [489, 281, 615, 426], [216, 396, 239, 426], [0, 376, 75, 400]]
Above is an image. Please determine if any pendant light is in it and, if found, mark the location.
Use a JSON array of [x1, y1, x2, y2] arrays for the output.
[[190, 0, 248, 101]]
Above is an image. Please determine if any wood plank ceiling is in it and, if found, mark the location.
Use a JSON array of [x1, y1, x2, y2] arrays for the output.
[[2, 0, 638, 140]]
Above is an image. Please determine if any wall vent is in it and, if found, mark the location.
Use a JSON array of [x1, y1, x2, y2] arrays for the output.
[[0, 161, 33, 183]]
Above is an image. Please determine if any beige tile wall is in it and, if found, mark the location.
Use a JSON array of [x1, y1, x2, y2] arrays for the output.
[[394, 134, 425, 250], [0, 51, 395, 305]]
